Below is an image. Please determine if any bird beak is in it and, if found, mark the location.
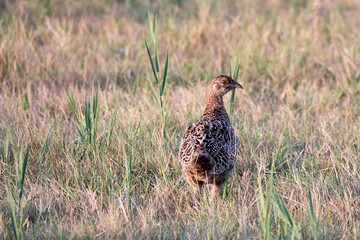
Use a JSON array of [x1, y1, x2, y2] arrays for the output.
[[232, 82, 243, 89]]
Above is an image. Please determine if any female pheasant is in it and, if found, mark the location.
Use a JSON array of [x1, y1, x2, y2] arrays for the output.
[[179, 75, 243, 196]]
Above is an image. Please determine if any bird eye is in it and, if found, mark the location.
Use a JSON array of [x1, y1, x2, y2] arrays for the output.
[[222, 80, 227, 85]]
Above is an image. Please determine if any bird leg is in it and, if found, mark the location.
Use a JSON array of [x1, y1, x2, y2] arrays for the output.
[[197, 181, 204, 195], [188, 181, 204, 209], [211, 182, 224, 200]]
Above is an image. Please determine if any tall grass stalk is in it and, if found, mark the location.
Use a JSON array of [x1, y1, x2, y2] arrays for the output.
[[6, 144, 30, 240], [122, 144, 135, 229], [123, 145, 133, 200], [307, 189, 320, 240], [257, 162, 275, 240], [145, 12, 169, 139], [107, 95, 120, 149]]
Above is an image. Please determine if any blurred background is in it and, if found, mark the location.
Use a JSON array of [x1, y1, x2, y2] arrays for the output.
[[2, 0, 359, 92]]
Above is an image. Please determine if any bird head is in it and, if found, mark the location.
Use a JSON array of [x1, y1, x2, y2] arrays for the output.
[[208, 75, 243, 97]]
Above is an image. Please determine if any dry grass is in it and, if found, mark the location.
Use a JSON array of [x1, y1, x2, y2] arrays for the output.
[[1, 0, 360, 239]]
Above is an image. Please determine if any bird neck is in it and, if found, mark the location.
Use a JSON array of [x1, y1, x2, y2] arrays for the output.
[[203, 92, 229, 120]]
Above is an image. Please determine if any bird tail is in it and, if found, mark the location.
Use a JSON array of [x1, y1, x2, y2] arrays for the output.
[[195, 153, 214, 171]]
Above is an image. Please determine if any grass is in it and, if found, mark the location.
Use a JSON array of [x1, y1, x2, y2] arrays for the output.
[[1, 0, 360, 238], [145, 12, 169, 139]]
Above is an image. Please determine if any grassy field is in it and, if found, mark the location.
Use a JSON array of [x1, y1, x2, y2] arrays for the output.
[[1, 0, 360, 239]]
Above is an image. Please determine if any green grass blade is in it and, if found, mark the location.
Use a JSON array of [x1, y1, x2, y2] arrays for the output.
[[7, 188, 20, 240], [229, 46, 240, 114], [5, 124, 10, 163], [107, 95, 120, 148], [148, 12, 159, 73], [257, 170, 266, 218], [230, 90, 235, 114], [233, 45, 240, 80], [154, 48, 159, 74], [148, 11, 155, 44], [92, 88, 98, 120], [265, 163, 274, 218], [309, 189, 315, 218], [153, 15, 159, 73], [23, 93, 30, 110], [133, 74, 139, 99], [272, 194, 293, 227], [18, 146, 29, 199], [145, 39, 159, 84], [257, 162, 274, 240], [92, 89, 99, 145], [67, 90, 81, 126], [160, 51, 168, 96], [77, 126, 84, 142], [229, 57, 232, 78], [84, 98, 92, 144], [272, 193, 301, 239], [308, 189, 318, 240]]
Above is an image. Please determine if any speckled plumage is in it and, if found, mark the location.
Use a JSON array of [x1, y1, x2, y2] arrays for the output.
[[179, 75, 243, 193]]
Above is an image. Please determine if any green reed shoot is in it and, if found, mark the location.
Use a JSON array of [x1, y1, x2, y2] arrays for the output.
[[145, 12, 169, 138], [67, 88, 99, 148]]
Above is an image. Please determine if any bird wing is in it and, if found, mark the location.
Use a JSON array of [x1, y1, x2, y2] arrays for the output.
[[179, 119, 237, 175], [204, 120, 236, 175], [179, 120, 210, 168]]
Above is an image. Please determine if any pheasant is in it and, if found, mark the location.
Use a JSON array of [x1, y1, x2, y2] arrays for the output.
[[179, 75, 243, 196]]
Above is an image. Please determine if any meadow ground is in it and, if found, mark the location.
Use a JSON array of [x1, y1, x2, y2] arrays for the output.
[[1, 0, 360, 239]]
